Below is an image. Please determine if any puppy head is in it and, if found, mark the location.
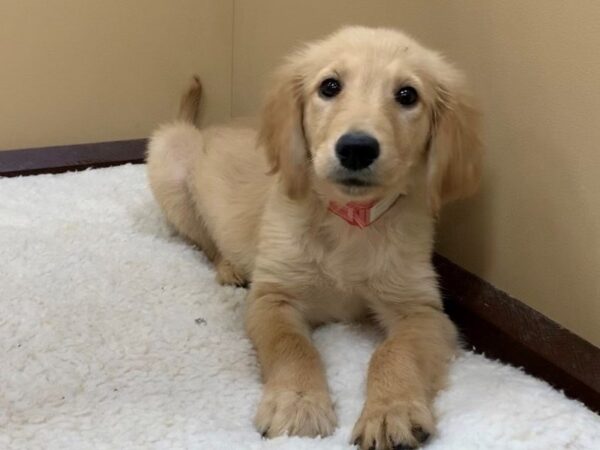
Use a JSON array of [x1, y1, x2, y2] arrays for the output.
[[259, 26, 481, 211]]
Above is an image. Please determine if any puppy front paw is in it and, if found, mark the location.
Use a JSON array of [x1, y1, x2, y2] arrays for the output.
[[351, 400, 433, 450], [255, 388, 337, 438]]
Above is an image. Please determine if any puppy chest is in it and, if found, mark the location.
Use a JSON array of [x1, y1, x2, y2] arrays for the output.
[[301, 277, 368, 323], [317, 236, 392, 287]]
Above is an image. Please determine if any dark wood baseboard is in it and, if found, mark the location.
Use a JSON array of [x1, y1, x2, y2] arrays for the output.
[[2, 139, 598, 413], [435, 255, 599, 413], [0, 139, 147, 177]]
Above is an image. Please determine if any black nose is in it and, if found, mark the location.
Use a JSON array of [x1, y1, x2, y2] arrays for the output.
[[335, 132, 380, 171]]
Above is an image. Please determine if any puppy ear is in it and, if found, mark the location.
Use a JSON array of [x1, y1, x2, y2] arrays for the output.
[[258, 61, 309, 199], [427, 73, 482, 213]]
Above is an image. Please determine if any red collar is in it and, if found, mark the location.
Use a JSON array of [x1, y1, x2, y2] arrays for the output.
[[328, 193, 401, 228]]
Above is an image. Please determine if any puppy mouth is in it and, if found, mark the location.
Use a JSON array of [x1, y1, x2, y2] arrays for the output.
[[330, 174, 380, 197], [329, 168, 378, 187], [338, 178, 375, 187]]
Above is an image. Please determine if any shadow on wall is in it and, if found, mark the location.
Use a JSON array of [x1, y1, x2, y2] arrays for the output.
[[437, 175, 496, 277]]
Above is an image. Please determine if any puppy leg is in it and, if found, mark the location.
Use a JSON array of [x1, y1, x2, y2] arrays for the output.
[[246, 283, 337, 438], [352, 304, 457, 450], [147, 124, 249, 286], [147, 123, 219, 260]]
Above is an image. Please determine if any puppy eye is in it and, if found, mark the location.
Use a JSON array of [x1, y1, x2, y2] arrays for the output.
[[395, 86, 419, 107], [319, 78, 342, 99]]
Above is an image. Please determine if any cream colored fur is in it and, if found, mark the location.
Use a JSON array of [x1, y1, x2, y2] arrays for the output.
[[146, 26, 481, 450]]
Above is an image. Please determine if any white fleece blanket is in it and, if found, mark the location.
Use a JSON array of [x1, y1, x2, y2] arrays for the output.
[[1, 164, 598, 450]]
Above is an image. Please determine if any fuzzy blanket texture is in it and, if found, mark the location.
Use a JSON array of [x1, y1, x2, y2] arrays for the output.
[[1, 164, 598, 450]]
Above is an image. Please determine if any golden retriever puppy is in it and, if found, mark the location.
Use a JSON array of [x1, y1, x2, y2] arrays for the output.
[[146, 26, 481, 450]]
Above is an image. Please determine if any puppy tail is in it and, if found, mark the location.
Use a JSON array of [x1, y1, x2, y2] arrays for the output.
[[178, 75, 203, 124]]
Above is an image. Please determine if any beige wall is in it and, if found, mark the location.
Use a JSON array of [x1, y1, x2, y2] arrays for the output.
[[2, 1, 598, 345], [231, 0, 435, 117], [0, 0, 233, 150], [429, 1, 600, 346], [231, 0, 600, 345]]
